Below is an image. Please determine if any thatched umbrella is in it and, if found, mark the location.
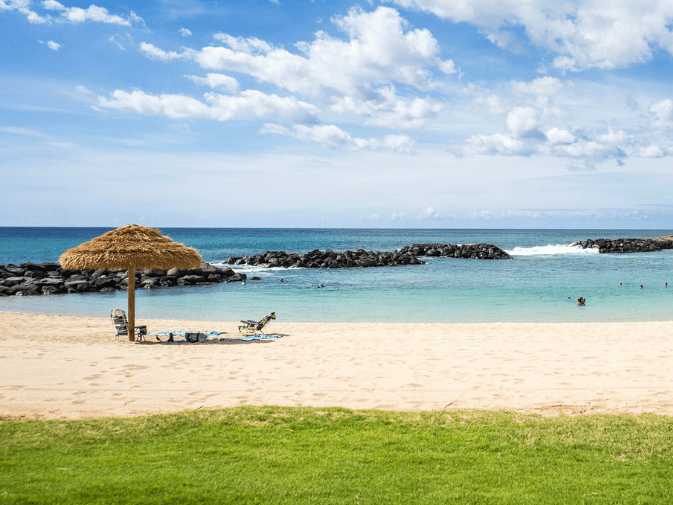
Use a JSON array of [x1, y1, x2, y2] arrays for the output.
[[59, 225, 202, 341]]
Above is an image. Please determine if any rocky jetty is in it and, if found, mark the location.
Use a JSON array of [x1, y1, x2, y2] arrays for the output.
[[399, 243, 512, 260], [227, 243, 511, 268], [0, 262, 246, 297], [573, 237, 673, 254], [227, 248, 426, 269]]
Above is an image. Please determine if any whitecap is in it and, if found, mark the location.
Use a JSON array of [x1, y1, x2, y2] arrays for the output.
[[505, 244, 600, 256]]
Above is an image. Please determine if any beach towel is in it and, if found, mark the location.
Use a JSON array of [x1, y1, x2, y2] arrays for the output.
[[150, 330, 224, 337], [220, 334, 283, 342]]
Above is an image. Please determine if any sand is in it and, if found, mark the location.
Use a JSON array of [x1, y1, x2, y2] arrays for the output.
[[1, 310, 672, 419]]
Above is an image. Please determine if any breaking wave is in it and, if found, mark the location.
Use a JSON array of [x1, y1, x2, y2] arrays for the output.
[[505, 244, 600, 256]]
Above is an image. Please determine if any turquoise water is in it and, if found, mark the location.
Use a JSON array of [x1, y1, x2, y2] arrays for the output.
[[1, 228, 672, 323]]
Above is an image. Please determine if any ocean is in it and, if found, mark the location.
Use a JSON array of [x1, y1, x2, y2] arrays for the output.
[[1, 227, 672, 323]]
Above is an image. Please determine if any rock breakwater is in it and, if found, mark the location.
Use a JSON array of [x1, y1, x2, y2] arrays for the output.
[[399, 243, 512, 260], [0, 262, 246, 297], [227, 248, 426, 268], [574, 237, 673, 254], [226, 243, 512, 268]]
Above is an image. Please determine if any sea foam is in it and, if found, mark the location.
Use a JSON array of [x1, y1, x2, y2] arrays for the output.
[[505, 244, 600, 256]]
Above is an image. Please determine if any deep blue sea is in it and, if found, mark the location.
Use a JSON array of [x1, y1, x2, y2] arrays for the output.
[[1, 228, 673, 323]]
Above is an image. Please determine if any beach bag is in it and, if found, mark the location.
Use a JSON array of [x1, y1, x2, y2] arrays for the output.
[[185, 332, 206, 343]]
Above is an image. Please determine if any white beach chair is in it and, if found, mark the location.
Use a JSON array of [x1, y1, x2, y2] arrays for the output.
[[110, 309, 147, 341]]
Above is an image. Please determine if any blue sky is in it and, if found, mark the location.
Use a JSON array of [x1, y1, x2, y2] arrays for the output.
[[2, 0, 673, 228]]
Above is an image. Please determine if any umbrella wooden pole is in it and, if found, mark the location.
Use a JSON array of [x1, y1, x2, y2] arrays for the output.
[[128, 268, 135, 342]]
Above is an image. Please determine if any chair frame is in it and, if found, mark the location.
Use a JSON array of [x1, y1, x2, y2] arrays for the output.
[[238, 312, 276, 336], [111, 309, 147, 342]]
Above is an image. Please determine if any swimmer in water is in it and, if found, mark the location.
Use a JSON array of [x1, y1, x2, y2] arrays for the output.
[[666, 283, 669, 288], [619, 281, 622, 285], [577, 297, 586, 306], [640, 285, 643, 289]]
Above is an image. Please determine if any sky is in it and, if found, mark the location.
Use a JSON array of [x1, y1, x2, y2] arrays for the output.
[[1, 0, 673, 228]]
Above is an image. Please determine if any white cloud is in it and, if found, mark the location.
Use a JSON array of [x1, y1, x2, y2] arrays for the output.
[[438, 59, 456, 75], [506, 107, 539, 137], [98, 89, 320, 123], [463, 125, 661, 163], [0, 0, 49, 23], [649, 99, 673, 126], [1, 0, 142, 25], [261, 123, 415, 152], [139, 42, 190, 61], [185, 73, 239, 92], [148, 7, 454, 99], [422, 206, 440, 219], [109, 35, 125, 50], [330, 86, 442, 129], [385, 0, 673, 70], [42, 0, 140, 25], [639, 145, 667, 158], [45, 40, 60, 50], [464, 133, 533, 156], [512, 77, 564, 107], [179, 27, 192, 37], [546, 127, 575, 145]]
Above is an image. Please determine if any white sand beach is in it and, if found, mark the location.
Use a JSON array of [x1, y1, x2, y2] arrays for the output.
[[1, 310, 672, 419]]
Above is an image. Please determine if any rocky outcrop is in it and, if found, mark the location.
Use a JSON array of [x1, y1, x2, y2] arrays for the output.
[[573, 238, 673, 254], [0, 262, 246, 297], [227, 248, 426, 269], [399, 243, 512, 260]]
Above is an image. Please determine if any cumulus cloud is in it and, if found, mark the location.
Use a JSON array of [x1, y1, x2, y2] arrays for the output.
[[330, 86, 442, 129], [546, 127, 575, 145], [0, 0, 49, 23], [137, 7, 458, 131], [464, 125, 666, 163], [139, 42, 190, 61], [43, 0, 141, 25], [143, 7, 455, 99], [45, 40, 61, 50], [261, 123, 415, 152], [422, 206, 440, 219], [385, 0, 673, 70], [179, 27, 192, 37], [185, 73, 239, 93], [511, 77, 564, 107], [98, 89, 320, 123], [639, 145, 668, 158], [505, 107, 539, 137], [1, 0, 142, 25], [649, 99, 673, 126]]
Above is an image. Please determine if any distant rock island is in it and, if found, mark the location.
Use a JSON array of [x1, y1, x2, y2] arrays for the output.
[[573, 236, 673, 254]]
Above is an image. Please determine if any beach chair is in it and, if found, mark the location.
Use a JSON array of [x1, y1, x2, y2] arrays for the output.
[[110, 309, 148, 342], [238, 312, 276, 336]]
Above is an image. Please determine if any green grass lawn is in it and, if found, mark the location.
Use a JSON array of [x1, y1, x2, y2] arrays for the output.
[[2, 407, 673, 504]]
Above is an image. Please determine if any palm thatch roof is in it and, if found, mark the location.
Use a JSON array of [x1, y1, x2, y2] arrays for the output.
[[59, 224, 202, 271]]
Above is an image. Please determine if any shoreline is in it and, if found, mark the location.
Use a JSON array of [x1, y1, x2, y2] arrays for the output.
[[2, 310, 672, 420]]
